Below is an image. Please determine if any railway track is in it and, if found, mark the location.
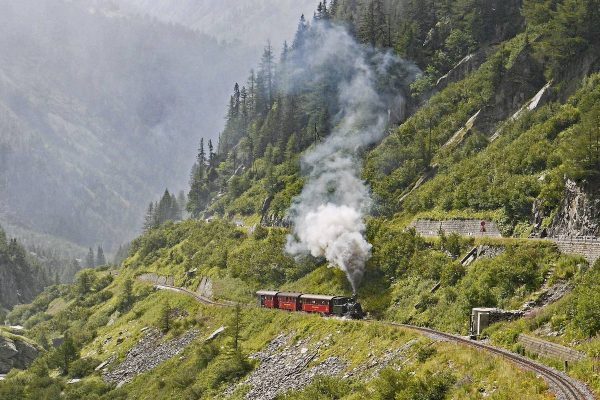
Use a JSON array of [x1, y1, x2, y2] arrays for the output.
[[388, 323, 594, 400], [151, 282, 595, 399]]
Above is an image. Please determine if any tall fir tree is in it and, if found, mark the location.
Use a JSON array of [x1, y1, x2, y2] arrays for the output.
[[96, 245, 106, 266], [143, 202, 155, 232], [187, 139, 211, 218], [85, 247, 94, 268]]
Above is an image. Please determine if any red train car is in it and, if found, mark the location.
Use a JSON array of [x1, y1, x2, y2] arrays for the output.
[[256, 290, 279, 309], [256, 290, 364, 319], [299, 294, 335, 314], [276, 292, 302, 311]]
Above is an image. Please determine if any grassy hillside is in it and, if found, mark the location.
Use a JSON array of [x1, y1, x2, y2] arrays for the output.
[[3, 0, 600, 398], [1, 260, 555, 399]]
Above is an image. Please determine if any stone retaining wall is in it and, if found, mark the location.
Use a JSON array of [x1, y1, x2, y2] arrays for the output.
[[411, 219, 502, 238], [412, 219, 600, 263], [137, 273, 175, 286], [552, 239, 600, 265], [518, 334, 586, 363]]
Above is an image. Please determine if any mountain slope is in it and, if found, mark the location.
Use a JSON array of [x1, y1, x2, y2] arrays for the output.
[[111, 0, 320, 47], [0, 0, 257, 251]]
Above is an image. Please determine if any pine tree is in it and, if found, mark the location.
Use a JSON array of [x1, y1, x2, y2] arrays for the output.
[[208, 140, 215, 167], [75, 270, 92, 297], [199, 138, 206, 166], [233, 83, 241, 116], [293, 14, 309, 50], [118, 278, 134, 312], [159, 301, 171, 333], [177, 191, 187, 219], [188, 140, 211, 218], [246, 70, 257, 118], [170, 192, 180, 220], [85, 248, 95, 268], [359, 1, 376, 45], [96, 246, 106, 267], [55, 333, 79, 375], [231, 303, 243, 352], [143, 202, 155, 232], [155, 189, 180, 225]]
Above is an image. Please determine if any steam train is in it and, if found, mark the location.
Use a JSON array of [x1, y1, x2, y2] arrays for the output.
[[256, 290, 364, 319]]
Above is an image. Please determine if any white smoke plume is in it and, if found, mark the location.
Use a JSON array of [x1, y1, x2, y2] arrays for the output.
[[285, 22, 419, 293]]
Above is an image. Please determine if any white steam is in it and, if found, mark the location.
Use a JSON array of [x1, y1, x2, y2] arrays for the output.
[[285, 23, 417, 293]]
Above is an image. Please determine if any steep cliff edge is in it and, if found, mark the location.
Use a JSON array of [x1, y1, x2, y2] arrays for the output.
[[550, 180, 600, 237]]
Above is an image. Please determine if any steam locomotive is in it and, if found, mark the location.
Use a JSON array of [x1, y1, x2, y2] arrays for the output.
[[256, 290, 364, 319]]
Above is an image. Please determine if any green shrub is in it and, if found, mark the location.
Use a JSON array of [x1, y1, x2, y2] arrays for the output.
[[68, 357, 101, 378], [416, 345, 437, 362]]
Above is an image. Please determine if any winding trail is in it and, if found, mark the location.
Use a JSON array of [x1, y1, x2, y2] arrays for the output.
[[149, 281, 596, 400]]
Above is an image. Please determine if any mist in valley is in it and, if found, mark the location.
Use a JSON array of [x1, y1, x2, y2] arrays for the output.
[[0, 0, 317, 256]]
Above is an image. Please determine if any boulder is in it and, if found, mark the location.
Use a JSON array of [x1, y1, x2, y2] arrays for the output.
[[0, 335, 39, 373]]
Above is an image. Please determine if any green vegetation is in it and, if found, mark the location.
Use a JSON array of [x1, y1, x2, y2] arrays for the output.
[[484, 259, 600, 393], [0, 226, 49, 311], [0, 267, 554, 399], [4, 0, 600, 398]]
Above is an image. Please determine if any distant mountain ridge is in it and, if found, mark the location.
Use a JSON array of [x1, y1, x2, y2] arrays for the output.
[[0, 0, 259, 251], [110, 0, 320, 47]]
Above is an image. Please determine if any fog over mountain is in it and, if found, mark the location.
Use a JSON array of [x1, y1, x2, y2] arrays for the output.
[[111, 0, 320, 47], [0, 0, 315, 253]]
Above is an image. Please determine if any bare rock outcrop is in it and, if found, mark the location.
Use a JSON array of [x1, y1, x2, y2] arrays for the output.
[[226, 334, 346, 400], [103, 328, 198, 386], [549, 180, 600, 238], [0, 334, 39, 373]]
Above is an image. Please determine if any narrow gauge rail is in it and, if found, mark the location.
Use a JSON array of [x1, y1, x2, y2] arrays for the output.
[[150, 282, 595, 400], [388, 323, 594, 400]]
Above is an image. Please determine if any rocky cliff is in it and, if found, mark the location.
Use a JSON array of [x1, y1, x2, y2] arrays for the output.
[[549, 180, 600, 238]]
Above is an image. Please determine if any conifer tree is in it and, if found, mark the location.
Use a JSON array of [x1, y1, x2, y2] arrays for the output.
[[246, 70, 257, 118], [155, 189, 180, 225], [143, 202, 155, 232], [96, 246, 106, 266], [118, 278, 134, 312], [55, 333, 79, 375], [85, 248, 94, 268], [187, 140, 211, 218], [75, 270, 92, 297], [293, 14, 309, 50], [199, 138, 206, 166], [159, 301, 171, 333], [233, 83, 241, 116], [208, 140, 215, 167], [170, 192, 180, 220], [359, 0, 376, 45], [177, 191, 187, 219], [260, 43, 274, 108]]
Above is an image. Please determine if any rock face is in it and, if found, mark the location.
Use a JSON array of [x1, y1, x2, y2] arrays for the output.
[[103, 328, 198, 386], [0, 335, 39, 373], [473, 46, 546, 136], [522, 281, 573, 316], [226, 333, 419, 400], [549, 180, 600, 238], [436, 50, 489, 91], [226, 334, 347, 400]]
